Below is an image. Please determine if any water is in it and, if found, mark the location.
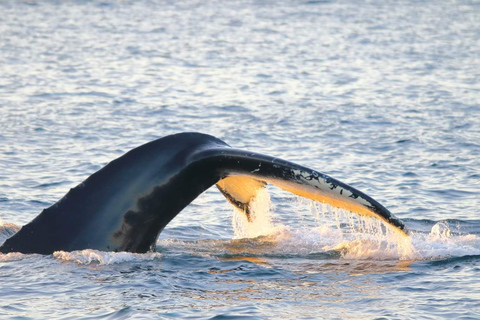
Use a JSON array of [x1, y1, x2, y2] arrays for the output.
[[1, 0, 480, 318]]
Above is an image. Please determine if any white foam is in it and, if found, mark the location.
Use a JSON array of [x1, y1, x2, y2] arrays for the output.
[[53, 249, 161, 265], [412, 222, 480, 259], [229, 196, 480, 261], [0, 252, 35, 262]]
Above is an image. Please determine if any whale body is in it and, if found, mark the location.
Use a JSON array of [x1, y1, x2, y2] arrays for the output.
[[0, 132, 407, 254]]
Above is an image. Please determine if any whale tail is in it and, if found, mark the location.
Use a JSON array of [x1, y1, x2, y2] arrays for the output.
[[207, 148, 407, 235], [0, 132, 407, 255]]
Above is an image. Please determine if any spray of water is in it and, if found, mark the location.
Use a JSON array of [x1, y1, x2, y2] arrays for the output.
[[230, 194, 480, 261], [232, 188, 287, 239]]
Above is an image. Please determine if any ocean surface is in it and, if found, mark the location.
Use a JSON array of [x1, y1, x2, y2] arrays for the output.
[[1, 0, 480, 318]]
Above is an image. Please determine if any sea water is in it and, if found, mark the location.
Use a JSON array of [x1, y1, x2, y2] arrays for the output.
[[1, 0, 479, 318]]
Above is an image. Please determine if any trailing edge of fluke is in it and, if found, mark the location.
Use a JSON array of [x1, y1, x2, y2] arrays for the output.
[[0, 132, 408, 254]]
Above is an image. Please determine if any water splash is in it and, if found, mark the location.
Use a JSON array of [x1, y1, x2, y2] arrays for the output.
[[428, 221, 452, 240], [294, 208, 416, 260], [228, 195, 480, 261], [231, 188, 287, 239], [0, 252, 34, 262], [413, 221, 480, 259], [53, 249, 161, 265]]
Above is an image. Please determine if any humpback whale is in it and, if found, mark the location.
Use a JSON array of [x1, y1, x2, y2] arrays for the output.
[[0, 132, 407, 255]]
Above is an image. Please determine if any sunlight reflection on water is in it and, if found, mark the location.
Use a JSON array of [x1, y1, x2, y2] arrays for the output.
[[1, 0, 480, 318]]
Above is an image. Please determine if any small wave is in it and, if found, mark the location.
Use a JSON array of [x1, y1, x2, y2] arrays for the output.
[[0, 252, 37, 262], [424, 254, 480, 266], [0, 221, 20, 246], [53, 250, 161, 265]]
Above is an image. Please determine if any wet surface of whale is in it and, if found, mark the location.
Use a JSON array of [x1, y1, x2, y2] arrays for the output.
[[0, 132, 408, 254]]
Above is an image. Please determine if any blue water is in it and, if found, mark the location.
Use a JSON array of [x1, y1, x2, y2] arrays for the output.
[[1, 0, 480, 318]]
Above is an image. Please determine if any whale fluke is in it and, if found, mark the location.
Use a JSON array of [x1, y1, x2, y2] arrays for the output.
[[0, 132, 407, 254]]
